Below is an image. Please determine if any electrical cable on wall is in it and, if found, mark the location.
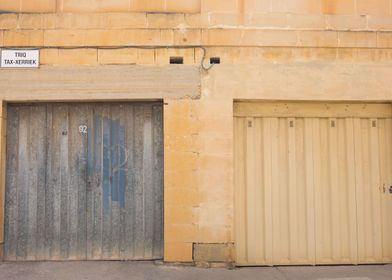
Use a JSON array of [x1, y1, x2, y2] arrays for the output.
[[1, 45, 215, 71]]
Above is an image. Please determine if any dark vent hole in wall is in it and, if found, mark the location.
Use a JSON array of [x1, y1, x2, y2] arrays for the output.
[[210, 57, 221, 64], [170, 56, 184, 64]]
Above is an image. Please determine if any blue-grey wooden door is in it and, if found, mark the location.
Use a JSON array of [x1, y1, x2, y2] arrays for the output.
[[4, 103, 163, 260]]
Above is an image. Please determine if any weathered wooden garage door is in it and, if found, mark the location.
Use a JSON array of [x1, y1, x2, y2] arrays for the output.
[[234, 102, 392, 266], [4, 103, 163, 260]]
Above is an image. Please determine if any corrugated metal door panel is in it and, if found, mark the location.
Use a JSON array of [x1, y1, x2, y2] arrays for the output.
[[235, 117, 316, 265], [4, 103, 163, 261], [234, 102, 392, 266], [355, 118, 383, 263], [314, 118, 358, 264], [380, 119, 392, 262], [358, 119, 381, 262]]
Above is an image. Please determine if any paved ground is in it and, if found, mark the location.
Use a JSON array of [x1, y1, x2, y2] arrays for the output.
[[0, 261, 391, 280]]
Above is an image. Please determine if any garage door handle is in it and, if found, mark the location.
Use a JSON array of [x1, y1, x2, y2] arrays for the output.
[[389, 186, 392, 194]]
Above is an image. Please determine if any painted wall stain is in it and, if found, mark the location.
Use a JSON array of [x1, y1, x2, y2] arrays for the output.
[[88, 115, 128, 215]]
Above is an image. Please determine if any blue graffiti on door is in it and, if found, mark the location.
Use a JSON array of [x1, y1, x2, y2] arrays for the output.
[[88, 115, 128, 215]]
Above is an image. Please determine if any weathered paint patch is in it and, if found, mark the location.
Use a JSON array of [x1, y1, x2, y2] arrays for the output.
[[96, 116, 127, 214]]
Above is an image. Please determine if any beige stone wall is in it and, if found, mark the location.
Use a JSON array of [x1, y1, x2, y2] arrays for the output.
[[1, 0, 392, 263]]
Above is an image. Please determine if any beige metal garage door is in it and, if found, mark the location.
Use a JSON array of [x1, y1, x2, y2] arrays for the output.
[[234, 102, 392, 265]]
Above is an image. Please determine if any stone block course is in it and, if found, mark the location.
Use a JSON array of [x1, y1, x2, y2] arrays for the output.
[[241, 29, 298, 46], [377, 31, 392, 47], [166, 0, 201, 13], [297, 30, 338, 47], [272, 0, 322, 14], [193, 243, 234, 262], [338, 31, 377, 47], [0, 13, 18, 30], [244, 0, 271, 14], [21, 0, 56, 13], [326, 15, 368, 30], [165, 188, 202, 207], [147, 13, 185, 29], [97, 48, 138, 64], [245, 13, 288, 28], [322, 0, 356, 15], [208, 13, 241, 27], [18, 14, 44, 30], [174, 29, 201, 45], [287, 14, 325, 29], [368, 16, 392, 30], [165, 206, 196, 225], [201, 0, 238, 13], [0, 0, 20, 12], [357, 0, 390, 16], [4, 30, 44, 46], [165, 224, 198, 243], [59, 0, 131, 12], [57, 48, 98, 64], [164, 242, 193, 262], [0, 0, 56, 13]]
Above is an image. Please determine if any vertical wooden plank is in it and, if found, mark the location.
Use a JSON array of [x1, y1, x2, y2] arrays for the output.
[[26, 106, 37, 261], [109, 105, 121, 259], [152, 104, 164, 259], [34, 105, 48, 260], [66, 105, 78, 260], [234, 117, 247, 264], [133, 105, 145, 259], [123, 105, 136, 259], [88, 105, 104, 259], [26, 106, 46, 260], [4, 106, 19, 260], [44, 104, 54, 260], [15, 106, 30, 260], [118, 105, 127, 260], [67, 105, 88, 260], [101, 104, 112, 259], [59, 105, 70, 260], [86, 105, 94, 260], [142, 105, 154, 259], [77, 105, 88, 260]]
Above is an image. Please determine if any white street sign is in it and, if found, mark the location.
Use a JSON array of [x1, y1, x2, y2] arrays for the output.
[[1, 49, 39, 68]]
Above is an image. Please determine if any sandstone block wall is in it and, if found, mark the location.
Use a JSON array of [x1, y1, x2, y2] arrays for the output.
[[1, 0, 392, 263]]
